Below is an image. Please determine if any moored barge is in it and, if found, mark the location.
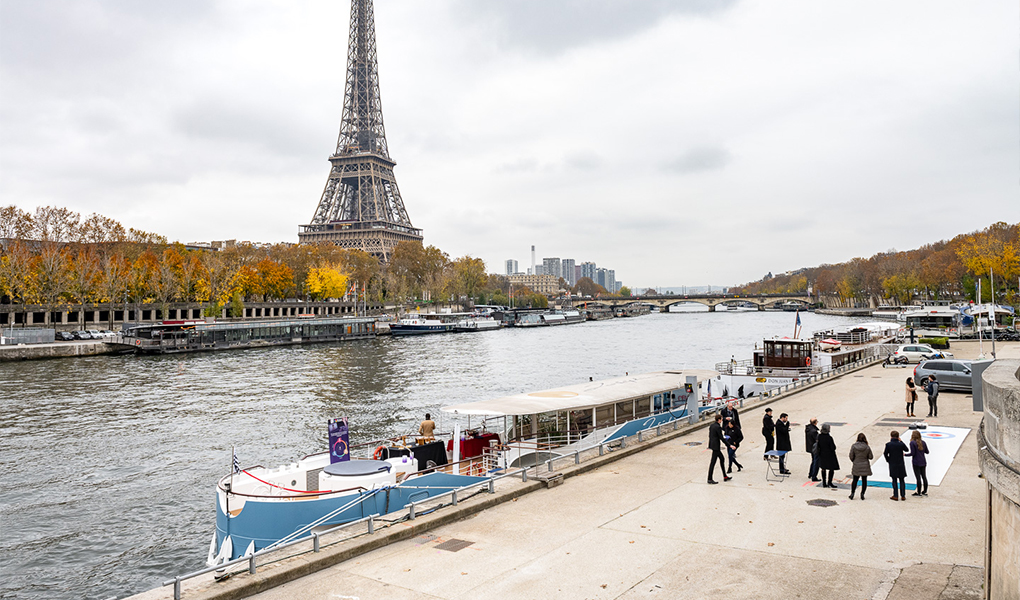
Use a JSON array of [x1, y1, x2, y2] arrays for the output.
[[116, 316, 377, 354]]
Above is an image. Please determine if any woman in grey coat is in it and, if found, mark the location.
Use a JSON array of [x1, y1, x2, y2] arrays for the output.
[[847, 432, 874, 500]]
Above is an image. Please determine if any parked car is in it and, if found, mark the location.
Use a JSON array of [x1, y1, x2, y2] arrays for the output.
[[100, 330, 117, 338], [87, 329, 105, 339], [56, 331, 75, 341], [892, 344, 954, 364], [914, 359, 973, 392], [73, 331, 92, 340]]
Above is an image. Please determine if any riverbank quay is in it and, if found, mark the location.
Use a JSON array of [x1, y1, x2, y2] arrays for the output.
[[0, 339, 119, 361], [124, 341, 1015, 600], [816, 307, 874, 317]]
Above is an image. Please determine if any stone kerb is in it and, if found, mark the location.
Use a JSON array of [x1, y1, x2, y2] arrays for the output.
[[979, 359, 1020, 507], [977, 359, 1020, 600]]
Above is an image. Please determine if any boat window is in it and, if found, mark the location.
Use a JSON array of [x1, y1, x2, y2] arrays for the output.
[[783, 344, 792, 358], [653, 394, 663, 411], [616, 400, 634, 420], [595, 405, 614, 429], [635, 397, 651, 418]]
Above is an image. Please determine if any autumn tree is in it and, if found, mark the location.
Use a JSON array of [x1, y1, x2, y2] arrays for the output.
[[32, 245, 71, 322], [0, 206, 34, 239], [305, 264, 349, 300], [448, 256, 486, 301], [97, 253, 130, 328], [0, 241, 35, 321], [573, 277, 607, 297], [67, 249, 100, 327]]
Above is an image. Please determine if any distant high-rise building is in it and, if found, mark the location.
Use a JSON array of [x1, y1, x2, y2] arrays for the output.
[[574, 265, 581, 283], [606, 269, 616, 294], [615, 281, 623, 293], [531, 245, 536, 276], [596, 268, 607, 289], [580, 262, 597, 281], [561, 259, 576, 285], [505, 259, 519, 276], [542, 257, 561, 281]]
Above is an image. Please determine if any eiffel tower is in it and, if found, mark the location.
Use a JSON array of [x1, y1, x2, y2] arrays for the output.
[[298, 0, 422, 260]]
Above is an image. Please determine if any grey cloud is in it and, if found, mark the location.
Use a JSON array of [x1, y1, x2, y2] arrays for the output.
[[171, 99, 322, 161], [494, 157, 540, 173], [564, 152, 602, 171], [664, 146, 732, 174], [452, 0, 739, 55], [765, 216, 815, 233]]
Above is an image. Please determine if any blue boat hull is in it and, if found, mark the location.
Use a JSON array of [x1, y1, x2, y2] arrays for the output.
[[215, 472, 486, 560]]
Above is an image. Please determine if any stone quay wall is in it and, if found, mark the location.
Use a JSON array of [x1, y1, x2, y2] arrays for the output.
[[977, 359, 1020, 599]]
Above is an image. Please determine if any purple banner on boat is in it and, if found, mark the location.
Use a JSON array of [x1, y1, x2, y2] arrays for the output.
[[328, 417, 350, 463]]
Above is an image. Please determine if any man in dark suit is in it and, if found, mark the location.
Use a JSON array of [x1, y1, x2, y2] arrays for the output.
[[775, 412, 792, 474], [762, 408, 775, 457], [721, 400, 741, 430], [708, 413, 732, 484], [805, 417, 820, 482]]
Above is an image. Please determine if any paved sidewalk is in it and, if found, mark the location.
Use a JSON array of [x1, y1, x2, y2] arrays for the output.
[[239, 341, 1012, 600]]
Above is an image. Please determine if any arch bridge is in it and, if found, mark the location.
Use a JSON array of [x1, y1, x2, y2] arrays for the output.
[[572, 293, 814, 312]]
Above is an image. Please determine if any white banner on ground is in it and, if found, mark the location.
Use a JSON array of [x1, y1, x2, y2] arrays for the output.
[[866, 426, 970, 490]]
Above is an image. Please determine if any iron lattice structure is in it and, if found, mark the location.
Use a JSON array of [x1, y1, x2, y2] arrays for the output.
[[298, 0, 422, 260]]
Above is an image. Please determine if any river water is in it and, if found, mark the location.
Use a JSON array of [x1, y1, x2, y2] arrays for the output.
[[0, 310, 865, 599]]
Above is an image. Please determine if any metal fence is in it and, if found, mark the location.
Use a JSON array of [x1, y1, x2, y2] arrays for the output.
[[0, 328, 54, 345]]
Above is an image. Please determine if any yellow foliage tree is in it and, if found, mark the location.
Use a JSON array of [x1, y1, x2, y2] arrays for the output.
[[305, 264, 349, 301]]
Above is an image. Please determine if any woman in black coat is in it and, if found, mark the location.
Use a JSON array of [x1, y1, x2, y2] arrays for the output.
[[815, 423, 840, 488], [725, 420, 744, 474], [884, 430, 910, 501]]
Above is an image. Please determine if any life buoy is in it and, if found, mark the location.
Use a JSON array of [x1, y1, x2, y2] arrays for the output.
[[805, 357, 811, 366], [373, 446, 388, 460]]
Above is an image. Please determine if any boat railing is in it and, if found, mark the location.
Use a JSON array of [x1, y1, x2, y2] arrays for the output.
[[714, 359, 820, 378], [812, 330, 877, 345]]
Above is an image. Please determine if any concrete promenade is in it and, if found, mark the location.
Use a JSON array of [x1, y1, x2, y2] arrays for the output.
[[136, 341, 1017, 600]]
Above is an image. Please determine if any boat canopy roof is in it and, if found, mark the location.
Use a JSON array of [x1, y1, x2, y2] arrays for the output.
[[441, 370, 719, 417]]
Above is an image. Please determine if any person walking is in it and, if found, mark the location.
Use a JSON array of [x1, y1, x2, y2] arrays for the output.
[[905, 377, 917, 417], [762, 408, 775, 457], [725, 419, 744, 473], [848, 433, 874, 500], [816, 423, 840, 488], [925, 375, 940, 418], [906, 430, 930, 496], [884, 431, 910, 501], [805, 418, 820, 482], [708, 413, 732, 484], [775, 412, 792, 474]]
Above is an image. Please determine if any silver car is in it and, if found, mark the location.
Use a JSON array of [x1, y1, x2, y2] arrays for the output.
[[892, 344, 954, 363], [914, 359, 973, 392]]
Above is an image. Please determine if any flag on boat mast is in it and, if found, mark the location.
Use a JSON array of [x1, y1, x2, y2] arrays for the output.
[[232, 447, 240, 473], [794, 309, 802, 338]]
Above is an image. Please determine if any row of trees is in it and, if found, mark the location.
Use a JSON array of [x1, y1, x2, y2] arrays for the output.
[[1, 205, 576, 325], [732, 222, 1020, 306]]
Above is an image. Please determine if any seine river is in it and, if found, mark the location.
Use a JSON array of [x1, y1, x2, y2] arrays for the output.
[[0, 310, 864, 599]]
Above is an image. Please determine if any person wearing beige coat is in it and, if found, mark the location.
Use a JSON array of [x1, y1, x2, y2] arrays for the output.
[[848, 433, 874, 500], [904, 377, 917, 417]]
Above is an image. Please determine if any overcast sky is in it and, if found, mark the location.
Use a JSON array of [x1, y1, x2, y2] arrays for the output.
[[2, 1, 1018, 289]]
